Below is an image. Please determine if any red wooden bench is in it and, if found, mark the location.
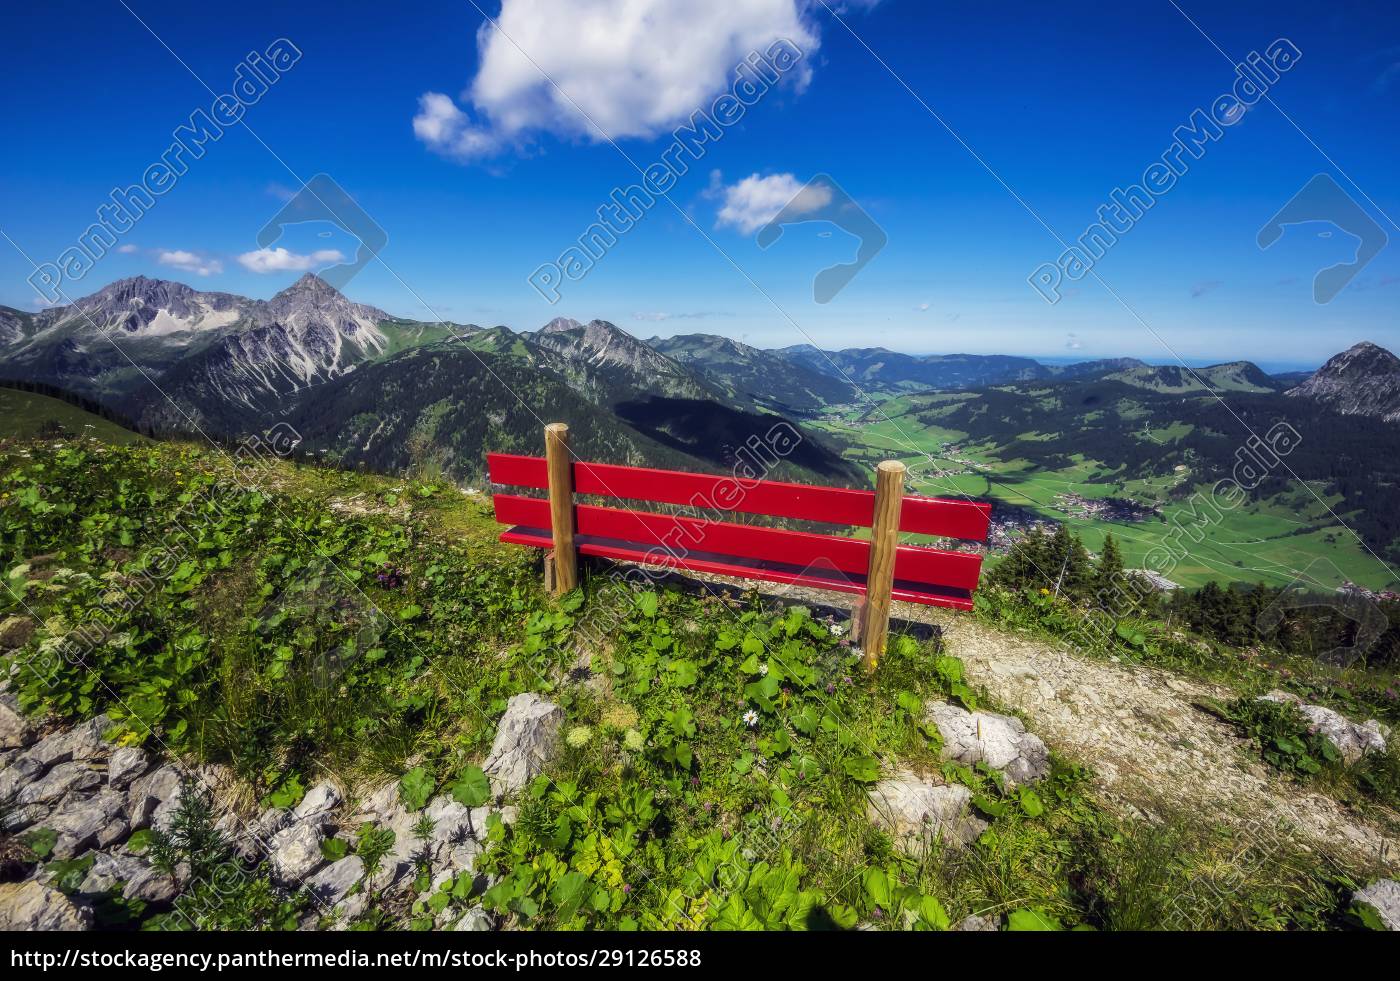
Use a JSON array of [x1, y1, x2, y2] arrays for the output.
[[487, 424, 990, 668]]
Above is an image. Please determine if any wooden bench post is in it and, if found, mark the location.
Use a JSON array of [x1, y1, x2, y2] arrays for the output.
[[861, 459, 905, 670], [544, 422, 578, 594]]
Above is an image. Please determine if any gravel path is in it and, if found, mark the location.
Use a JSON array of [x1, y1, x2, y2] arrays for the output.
[[660, 567, 1399, 874], [927, 607, 1398, 873]]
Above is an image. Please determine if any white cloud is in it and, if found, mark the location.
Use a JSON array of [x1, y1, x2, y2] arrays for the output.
[[916, 302, 930, 312], [157, 250, 223, 276], [412, 93, 501, 160], [237, 247, 347, 273], [714, 172, 830, 234], [415, 0, 820, 161], [117, 243, 140, 254]]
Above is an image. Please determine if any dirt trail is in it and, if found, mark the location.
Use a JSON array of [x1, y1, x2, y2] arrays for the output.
[[663, 567, 1398, 873], [925, 608, 1398, 874]]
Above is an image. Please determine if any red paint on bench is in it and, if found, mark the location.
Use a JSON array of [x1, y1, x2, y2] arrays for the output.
[[487, 453, 989, 610]]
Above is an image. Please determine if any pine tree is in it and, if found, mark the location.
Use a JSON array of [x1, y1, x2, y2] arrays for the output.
[[1048, 524, 1093, 601], [1094, 533, 1126, 610]]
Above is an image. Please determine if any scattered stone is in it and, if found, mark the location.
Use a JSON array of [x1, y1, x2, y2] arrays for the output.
[[924, 702, 1050, 788], [369, 804, 428, 894], [18, 714, 110, 774], [221, 806, 295, 863], [1259, 691, 1388, 764], [107, 745, 149, 788], [351, 780, 402, 824], [304, 856, 364, 908], [1353, 879, 1400, 931], [269, 820, 326, 884], [954, 913, 998, 931], [0, 880, 92, 931], [258, 806, 294, 837], [50, 788, 129, 859], [0, 693, 35, 750], [17, 760, 101, 806], [78, 852, 149, 896], [482, 694, 563, 796], [127, 764, 182, 831], [0, 616, 34, 651], [124, 865, 178, 904], [0, 804, 46, 834], [866, 770, 988, 854], [76, 850, 174, 903], [445, 838, 484, 876], [293, 781, 343, 823], [425, 795, 474, 844], [453, 906, 495, 931], [332, 892, 370, 928]]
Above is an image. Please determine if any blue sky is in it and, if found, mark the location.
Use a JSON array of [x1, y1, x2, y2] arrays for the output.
[[2, 0, 1398, 369]]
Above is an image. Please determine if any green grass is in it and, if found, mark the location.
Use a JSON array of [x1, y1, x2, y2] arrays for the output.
[[0, 435, 1376, 931], [0, 389, 145, 446]]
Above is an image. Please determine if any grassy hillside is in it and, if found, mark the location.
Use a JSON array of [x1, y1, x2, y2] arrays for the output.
[[1, 434, 1389, 930], [813, 380, 1400, 589], [0, 388, 145, 446]]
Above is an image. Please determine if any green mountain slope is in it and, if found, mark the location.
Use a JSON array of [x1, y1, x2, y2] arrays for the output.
[[881, 373, 1400, 565], [0, 387, 146, 445], [650, 333, 856, 415], [280, 344, 862, 486]]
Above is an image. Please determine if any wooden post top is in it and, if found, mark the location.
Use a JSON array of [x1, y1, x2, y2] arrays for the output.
[[545, 422, 569, 436]]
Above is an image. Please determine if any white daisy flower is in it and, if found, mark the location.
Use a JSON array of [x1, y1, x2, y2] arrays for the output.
[[742, 709, 759, 728]]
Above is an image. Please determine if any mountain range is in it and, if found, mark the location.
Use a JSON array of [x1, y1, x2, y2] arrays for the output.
[[2, 275, 1397, 491]]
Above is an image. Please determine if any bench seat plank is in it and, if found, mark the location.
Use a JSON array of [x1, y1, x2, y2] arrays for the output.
[[498, 525, 975, 610], [493, 493, 983, 595]]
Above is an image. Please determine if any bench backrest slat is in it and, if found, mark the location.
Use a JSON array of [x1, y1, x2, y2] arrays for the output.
[[487, 453, 990, 540], [492, 493, 985, 591]]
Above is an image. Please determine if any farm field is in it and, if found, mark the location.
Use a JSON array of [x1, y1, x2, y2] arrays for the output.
[[812, 400, 1396, 592]]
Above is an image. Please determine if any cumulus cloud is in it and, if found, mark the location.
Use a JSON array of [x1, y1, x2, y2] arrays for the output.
[[158, 250, 222, 276], [412, 92, 502, 160], [414, 0, 820, 161], [237, 247, 347, 273], [714, 172, 830, 234], [116, 243, 140, 255]]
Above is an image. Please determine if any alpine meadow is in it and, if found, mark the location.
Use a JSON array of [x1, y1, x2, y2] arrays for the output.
[[2, 0, 1400, 954]]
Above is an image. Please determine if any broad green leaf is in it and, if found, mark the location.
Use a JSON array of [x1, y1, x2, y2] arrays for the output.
[[450, 765, 491, 807], [1007, 908, 1063, 931], [843, 755, 880, 783], [399, 766, 435, 810], [862, 868, 892, 908]]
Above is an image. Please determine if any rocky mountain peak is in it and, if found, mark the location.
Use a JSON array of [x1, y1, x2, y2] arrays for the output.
[[1287, 341, 1400, 423], [273, 272, 339, 300], [539, 316, 582, 334], [265, 273, 387, 322], [52, 277, 247, 337]]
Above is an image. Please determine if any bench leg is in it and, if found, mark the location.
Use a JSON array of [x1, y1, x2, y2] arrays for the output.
[[543, 550, 558, 595], [860, 460, 905, 671]]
